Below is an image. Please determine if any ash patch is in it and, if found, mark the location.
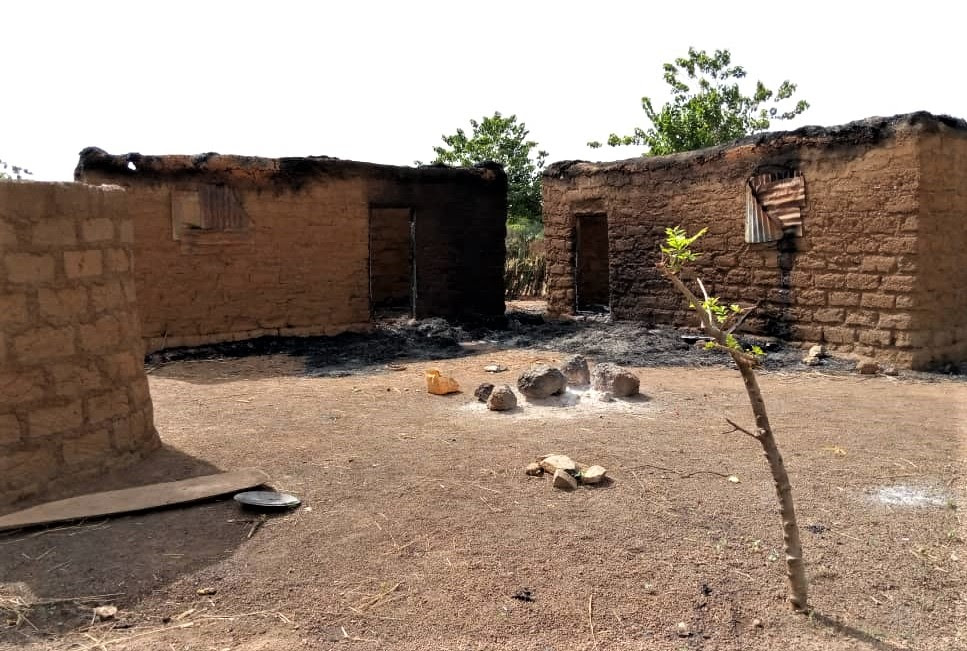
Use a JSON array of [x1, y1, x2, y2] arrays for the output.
[[144, 310, 960, 380], [483, 312, 847, 372], [872, 484, 952, 508], [460, 387, 652, 420], [145, 318, 468, 376]]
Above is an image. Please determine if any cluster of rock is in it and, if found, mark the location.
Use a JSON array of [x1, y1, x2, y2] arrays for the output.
[[474, 355, 641, 412], [517, 355, 640, 399], [524, 454, 607, 491]]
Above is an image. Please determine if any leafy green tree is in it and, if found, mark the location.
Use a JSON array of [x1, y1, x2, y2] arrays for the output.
[[422, 112, 548, 223], [0, 159, 32, 180], [589, 48, 809, 155]]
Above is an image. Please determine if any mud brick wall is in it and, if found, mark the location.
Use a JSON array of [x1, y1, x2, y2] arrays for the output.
[[917, 130, 967, 368], [76, 151, 506, 353], [0, 182, 160, 510], [543, 112, 967, 370]]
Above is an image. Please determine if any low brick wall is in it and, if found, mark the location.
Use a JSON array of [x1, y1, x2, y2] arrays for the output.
[[1, 182, 160, 509], [543, 112, 967, 369]]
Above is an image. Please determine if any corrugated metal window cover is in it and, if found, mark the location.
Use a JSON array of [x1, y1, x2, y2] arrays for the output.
[[199, 185, 248, 231], [745, 171, 805, 243]]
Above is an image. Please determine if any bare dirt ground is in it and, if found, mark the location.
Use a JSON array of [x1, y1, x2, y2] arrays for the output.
[[2, 309, 965, 650]]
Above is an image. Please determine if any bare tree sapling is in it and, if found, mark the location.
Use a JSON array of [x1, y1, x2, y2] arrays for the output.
[[657, 226, 808, 612]]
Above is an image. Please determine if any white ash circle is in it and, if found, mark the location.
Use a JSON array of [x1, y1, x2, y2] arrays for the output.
[[459, 387, 652, 420], [871, 484, 952, 508]]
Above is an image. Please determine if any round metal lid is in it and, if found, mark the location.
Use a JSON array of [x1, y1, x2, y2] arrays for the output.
[[233, 490, 301, 509]]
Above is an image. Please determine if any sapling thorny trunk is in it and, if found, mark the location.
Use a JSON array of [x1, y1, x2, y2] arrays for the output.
[[658, 226, 808, 612]]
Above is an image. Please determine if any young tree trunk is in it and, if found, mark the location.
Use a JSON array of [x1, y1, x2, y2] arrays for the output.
[[661, 268, 809, 612], [731, 354, 808, 611]]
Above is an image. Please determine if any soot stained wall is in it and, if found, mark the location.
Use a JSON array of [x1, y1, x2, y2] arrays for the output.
[[76, 151, 506, 352], [543, 112, 967, 369]]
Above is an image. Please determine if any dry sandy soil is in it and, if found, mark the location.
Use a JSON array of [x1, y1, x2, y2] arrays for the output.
[[1, 319, 965, 650]]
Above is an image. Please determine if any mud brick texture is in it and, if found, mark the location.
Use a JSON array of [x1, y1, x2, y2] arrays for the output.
[[543, 112, 967, 370], [0, 182, 160, 510], [76, 150, 507, 353]]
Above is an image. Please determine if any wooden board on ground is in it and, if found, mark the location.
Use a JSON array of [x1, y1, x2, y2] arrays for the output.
[[0, 468, 270, 532]]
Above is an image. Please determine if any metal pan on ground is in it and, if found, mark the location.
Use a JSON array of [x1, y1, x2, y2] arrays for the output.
[[234, 490, 301, 511]]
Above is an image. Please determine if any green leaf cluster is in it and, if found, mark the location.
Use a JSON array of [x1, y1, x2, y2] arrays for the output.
[[664, 226, 765, 360], [589, 48, 809, 155], [701, 296, 742, 324], [660, 225, 707, 272], [421, 112, 548, 223]]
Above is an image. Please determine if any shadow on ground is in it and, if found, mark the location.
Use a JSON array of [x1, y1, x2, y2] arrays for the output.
[[809, 611, 912, 651], [0, 446, 252, 645]]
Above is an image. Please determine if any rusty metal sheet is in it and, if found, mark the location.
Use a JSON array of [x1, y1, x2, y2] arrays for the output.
[[745, 171, 805, 243]]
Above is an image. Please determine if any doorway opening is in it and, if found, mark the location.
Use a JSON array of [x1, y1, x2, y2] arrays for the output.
[[369, 206, 415, 318], [575, 213, 610, 313]]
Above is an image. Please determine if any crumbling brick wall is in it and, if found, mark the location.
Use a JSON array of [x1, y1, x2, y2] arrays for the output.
[[543, 112, 967, 369], [1, 182, 160, 510], [76, 151, 506, 353]]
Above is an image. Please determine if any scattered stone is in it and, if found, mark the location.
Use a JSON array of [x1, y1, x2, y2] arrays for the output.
[[676, 621, 691, 637], [883, 365, 899, 376], [581, 465, 607, 484], [196, 587, 217, 596], [802, 344, 827, 366], [808, 344, 827, 358], [539, 454, 577, 474], [552, 468, 578, 490], [560, 354, 590, 386], [474, 383, 495, 402], [93, 605, 117, 621], [590, 363, 640, 397], [517, 365, 566, 399], [524, 462, 543, 476], [752, 618, 764, 628], [598, 391, 615, 403], [484, 364, 508, 373], [856, 360, 880, 375], [486, 385, 517, 411]]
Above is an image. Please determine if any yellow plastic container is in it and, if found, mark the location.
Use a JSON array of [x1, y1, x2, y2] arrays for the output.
[[425, 369, 460, 395]]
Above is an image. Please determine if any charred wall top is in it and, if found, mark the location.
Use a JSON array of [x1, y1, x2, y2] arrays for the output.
[[545, 112, 967, 179], [77, 148, 506, 194]]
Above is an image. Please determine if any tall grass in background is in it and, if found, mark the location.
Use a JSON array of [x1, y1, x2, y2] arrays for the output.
[[504, 220, 546, 298]]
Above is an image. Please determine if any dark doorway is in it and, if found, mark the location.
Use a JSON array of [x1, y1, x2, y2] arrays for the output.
[[575, 213, 610, 312], [369, 207, 415, 317]]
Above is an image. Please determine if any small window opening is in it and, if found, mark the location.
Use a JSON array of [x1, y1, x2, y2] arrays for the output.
[[171, 185, 249, 240]]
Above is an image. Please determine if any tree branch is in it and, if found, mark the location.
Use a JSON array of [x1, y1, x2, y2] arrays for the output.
[[725, 301, 760, 335], [723, 417, 761, 440]]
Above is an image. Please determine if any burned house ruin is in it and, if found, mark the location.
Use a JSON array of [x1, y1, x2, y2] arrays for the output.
[[75, 149, 507, 353], [543, 112, 967, 370]]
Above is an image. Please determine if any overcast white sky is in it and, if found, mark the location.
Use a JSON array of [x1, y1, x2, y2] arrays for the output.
[[3, 1, 965, 181]]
